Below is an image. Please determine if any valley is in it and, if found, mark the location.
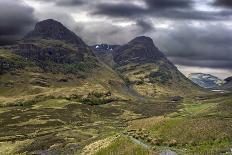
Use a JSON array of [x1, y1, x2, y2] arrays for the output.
[[0, 19, 231, 155]]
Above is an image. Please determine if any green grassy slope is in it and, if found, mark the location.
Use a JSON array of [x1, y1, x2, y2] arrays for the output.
[[127, 93, 232, 154]]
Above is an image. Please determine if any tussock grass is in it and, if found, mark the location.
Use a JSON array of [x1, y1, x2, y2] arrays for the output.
[[94, 136, 153, 155]]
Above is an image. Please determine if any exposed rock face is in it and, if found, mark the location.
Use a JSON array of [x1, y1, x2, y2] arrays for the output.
[[25, 19, 86, 47], [113, 36, 165, 66], [15, 43, 84, 64]]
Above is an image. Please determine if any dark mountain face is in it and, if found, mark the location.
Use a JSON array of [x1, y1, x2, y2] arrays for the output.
[[113, 36, 165, 66], [225, 76, 232, 83], [25, 19, 86, 47], [2, 19, 98, 74], [221, 76, 232, 91]]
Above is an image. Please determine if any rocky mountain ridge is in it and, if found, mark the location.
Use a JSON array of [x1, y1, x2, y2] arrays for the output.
[[188, 73, 224, 89]]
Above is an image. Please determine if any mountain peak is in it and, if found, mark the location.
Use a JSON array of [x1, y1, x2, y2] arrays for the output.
[[25, 19, 86, 46], [113, 36, 165, 65]]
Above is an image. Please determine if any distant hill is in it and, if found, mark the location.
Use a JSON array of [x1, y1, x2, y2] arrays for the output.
[[221, 76, 232, 91], [188, 73, 224, 89]]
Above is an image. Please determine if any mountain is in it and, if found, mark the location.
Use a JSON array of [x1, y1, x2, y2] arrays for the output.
[[113, 36, 165, 66], [221, 76, 232, 91], [4, 19, 97, 74], [107, 36, 201, 97], [0, 19, 129, 106], [188, 73, 224, 89], [2, 19, 228, 155], [25, 19, 86, 47]]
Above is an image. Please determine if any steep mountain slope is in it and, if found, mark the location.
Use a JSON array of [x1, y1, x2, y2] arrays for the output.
[[221, 76, 232, 91], [0, 19, 130, 106], [188, 73, 224, 89], [111, 36, 202, 97]]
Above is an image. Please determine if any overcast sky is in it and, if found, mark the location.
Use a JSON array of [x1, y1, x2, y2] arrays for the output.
[[0, 0, 232, 79]]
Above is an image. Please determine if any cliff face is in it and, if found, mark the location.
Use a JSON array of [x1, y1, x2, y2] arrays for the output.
[[15, 43, 84, 64]]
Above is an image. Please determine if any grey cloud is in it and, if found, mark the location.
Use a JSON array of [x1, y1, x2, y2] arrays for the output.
[[169, 57, 232, 69], [35, 0, 85, 6], [136, 20, 154, 33], [56, 0, 84, 6], [214, 0, 232, 8], [91, 0, 232, 20], [146, 0, 192, 9], [0, 0, 37, 45], [73, 20, 151, 45], [92, 3, 146, 18], [153, 23, 232, 69]]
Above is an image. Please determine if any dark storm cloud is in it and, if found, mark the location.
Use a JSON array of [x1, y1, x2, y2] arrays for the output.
[[93, 3, 146, 17], [1, 0, 231, 71], [146, 0, 192, 9], [56, 0, 84, 6], [73, 19, 154, 45], [136, 20, 154, 33], [92, 0, 232, 20], [92, 0, 192, 18], [0, 0, 37, 45], [154, 23, 232, 69], [214, 0, 232, 8], [169, 57, 232, 69]]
